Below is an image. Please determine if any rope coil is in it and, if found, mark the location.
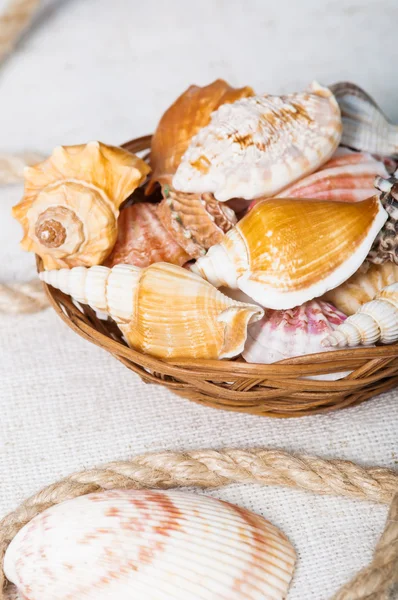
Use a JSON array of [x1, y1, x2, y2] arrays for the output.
[[0, 448, 397, 599]]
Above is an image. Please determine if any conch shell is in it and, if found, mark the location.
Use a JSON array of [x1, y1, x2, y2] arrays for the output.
[[104, 202, 189, 268], [330, 81, 398, 157], [368, 172, 398, 265], [4, 489, 296, 600], [173, 82, 342, 202], [157, 185, 237, 258], [322, 261, 398, 316], [192, 196, 387, 309], [12, 142, 150, 270], [323, 283, 398, 347], [148, 79, 254, 192], [40, 262, 263, 359]]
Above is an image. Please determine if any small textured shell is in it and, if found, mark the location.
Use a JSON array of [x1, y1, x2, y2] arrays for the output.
[[173, 82, 342, 201], [192, 196, 387, 309], [148, 79, 254, 193], [157, 185, 237, 258], [330, 82, 398, 157], [12, 142, 150, 270], [368, 172, 398, 265], [322, 261, 398, 316], [104, 202, 190, 268], [4, 489, 296, 600], [323, 282, 398, 347], [40, 262, 263, 359]]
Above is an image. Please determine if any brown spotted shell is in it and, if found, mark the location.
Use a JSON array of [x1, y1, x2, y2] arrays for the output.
[[147, 79, 254, 193], [12, 142, 150, 269], [157, 185, 237, 259]]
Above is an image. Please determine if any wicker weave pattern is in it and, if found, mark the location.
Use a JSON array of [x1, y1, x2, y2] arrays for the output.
[[38, 136, 398, 418]]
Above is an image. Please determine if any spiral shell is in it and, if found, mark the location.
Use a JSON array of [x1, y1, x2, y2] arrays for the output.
[[192, 196, 387, 309], [322, 261, 398, 316], [157, 185, 237, 259], [104, 202, 190, 268], [4, 489, 296, 600], [12, 142, 150, 269], [173, 82, 342, 202], [40, 263, 263, 359], [322, 282, 398, 347], [368, 172, 398, 265], [148, 79, 254, 193]]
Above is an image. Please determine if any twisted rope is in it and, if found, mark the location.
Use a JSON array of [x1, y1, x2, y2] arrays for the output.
[[0, 151, 43, 184], [0, 448, 397, 599], [0, 280, 47, 314], [0, 0, 40, 62]]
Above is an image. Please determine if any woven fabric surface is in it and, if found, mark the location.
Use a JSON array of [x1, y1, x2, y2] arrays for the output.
[[1, 0, 398, 598]]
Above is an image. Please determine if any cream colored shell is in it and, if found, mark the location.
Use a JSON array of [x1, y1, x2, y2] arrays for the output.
[[323, 261, 398, 316], [12, 142, 150, 269], [192, 196, 387, 310], [173, 82, 342, 201], [40, 262, 263, 359], [4, 489, 296, 600], [323, 283, 398, 347]]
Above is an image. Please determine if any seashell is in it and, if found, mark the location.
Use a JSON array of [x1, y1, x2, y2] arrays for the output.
[[322, 261, 398, 316], [148, 79, 254, 193], [12, 142, 150, 270], [192, 196, 387, 310], [322, 282, 398, 347], [330, 81, 398, 157], [104, 202, 190, 268], [243, 300, 347, 364], [173, 82, 342, 202], [272, 149, 388, 203], [157, 185, 237, 259], [368, 172, 398, 265], [4, 489, 296, 600], [40, 262, 263, 359]]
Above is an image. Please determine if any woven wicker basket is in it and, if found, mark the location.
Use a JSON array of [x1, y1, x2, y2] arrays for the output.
[[37, 135, 398, 418]]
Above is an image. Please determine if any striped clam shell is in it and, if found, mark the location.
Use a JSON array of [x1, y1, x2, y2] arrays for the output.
[[4, 489, 296, 600]]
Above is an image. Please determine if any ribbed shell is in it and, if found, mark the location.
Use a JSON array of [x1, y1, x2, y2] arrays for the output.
[[4, 489, 296, 600], [243, 300, 347, 364], [323, 261, 398, 316], [148, 79, 254, 193], [330, 82, 398, 157], [192, 196, 387, 309], [158, 186, 237, 259], [12, 142, 150, 270], [322, 282, 398, 347], [40, 263, 263, 359], [104, 203, 189, 268], [173, 82, 342, 201], [368, 173, 398, 265]]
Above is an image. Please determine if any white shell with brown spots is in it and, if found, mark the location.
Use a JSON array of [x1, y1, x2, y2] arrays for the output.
[[173, 82, 342, 202], [4, 489, 296, 600]]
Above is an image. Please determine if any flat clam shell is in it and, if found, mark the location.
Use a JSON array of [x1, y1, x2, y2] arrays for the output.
[[4, 489, 296, 600], [104, 203, 190, 268], [173, 82, 342, 201], [330, 82, 398, 157]]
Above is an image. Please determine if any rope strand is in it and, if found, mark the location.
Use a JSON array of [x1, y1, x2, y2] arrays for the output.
[[0, 448, 397, 599]]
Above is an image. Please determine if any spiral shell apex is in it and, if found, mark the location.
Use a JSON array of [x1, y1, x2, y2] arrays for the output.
[[40, 263, 263, 359], [12, 142, 150, 269], [322, 283, 398, 347]]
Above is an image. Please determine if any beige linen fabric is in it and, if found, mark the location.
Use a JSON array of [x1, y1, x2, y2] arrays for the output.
[[0, 0, 398, 598]]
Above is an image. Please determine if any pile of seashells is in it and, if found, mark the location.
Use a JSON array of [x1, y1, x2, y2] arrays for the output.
[[12, 79, 398, 367]]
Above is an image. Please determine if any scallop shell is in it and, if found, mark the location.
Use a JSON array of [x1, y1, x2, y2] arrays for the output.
[[192, 196, 387, 309], [40, 262, 263, 359], [12, 142, 150, 270], [322, 261, 398, 316], [148, 79, 254, 193], [4, 489, 296, 600], [243, 300, 347, 363], [368, 172, 398, 265], [157, 185, 237, 259], [330, 82, 398, 157], [173, 82, 342, 202], [323, 282, 398, 347], [104, 202, 190, 268]]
